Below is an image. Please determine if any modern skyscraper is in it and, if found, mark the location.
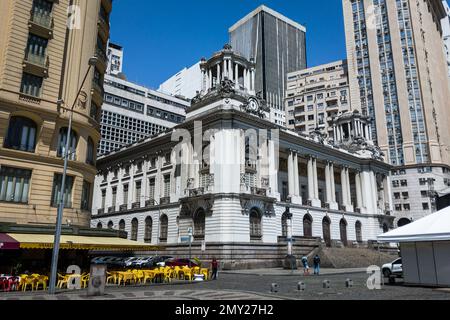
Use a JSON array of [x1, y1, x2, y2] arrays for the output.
[[0, 0, 112, 226], [229, 5, 307, 126], [106, 42, 124, 76], [285, 60, 351, 136], [441, 0, 450, 79], [342, 0, 450, 224]]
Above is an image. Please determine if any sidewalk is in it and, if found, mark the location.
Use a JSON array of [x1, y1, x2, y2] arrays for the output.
[[220, 268, 367, 276]]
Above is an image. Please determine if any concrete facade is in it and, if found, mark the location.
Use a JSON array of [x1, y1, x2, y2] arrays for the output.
[[91, 48, 394, 266], [106, 42, 123, 76], [285, 60, 351, 137], [99, 74, 189, 156], [0, 0, 112, 227], [229, 5, 307, 127], [342, 0, 450, 222], [158, 62, 202, 100]]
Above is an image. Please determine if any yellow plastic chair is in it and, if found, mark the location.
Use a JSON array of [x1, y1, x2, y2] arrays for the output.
[[35, 276, 48, 291], [200, 268, 210, 281], [163, 269, 173, 283], [133, 270, 144, 284], [22, 277, 37, 291], [182, 268, 193, 281], [57, 273, 69, 289], [81, 274, 90, 289], [143, 270, 155, 284], [106, 272, 117, 285]]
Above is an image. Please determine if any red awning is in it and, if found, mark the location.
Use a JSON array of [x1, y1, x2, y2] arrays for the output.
[[0, 233, 20, 250]]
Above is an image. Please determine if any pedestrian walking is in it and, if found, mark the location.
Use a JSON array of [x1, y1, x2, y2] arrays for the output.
[[301, 255, 310, 275], [211, 258, 219, 280], [313, 254, 321, 275]]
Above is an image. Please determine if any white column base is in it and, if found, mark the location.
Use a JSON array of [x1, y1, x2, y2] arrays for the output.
[[289, 195, 302, 205], [310, 199, 322, 208], [327, 202, 339, 210], [344, 204, 354, 213]]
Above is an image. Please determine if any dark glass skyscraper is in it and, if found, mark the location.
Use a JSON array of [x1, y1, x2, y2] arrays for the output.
[[229, 5, 307, 126]]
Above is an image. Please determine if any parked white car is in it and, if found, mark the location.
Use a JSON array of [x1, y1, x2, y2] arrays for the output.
[[382, 258, 403, 282]]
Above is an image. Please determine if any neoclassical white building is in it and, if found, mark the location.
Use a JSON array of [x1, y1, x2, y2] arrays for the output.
[[91, 45, 394, 268]]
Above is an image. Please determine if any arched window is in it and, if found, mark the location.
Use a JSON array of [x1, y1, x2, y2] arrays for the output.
[[57, 127, 78, 160], [97, 222, 102, 229], [119, 219, 125, 232], [194, 209, 206, 240], [397, 218, 411, 228], [303, 214, 313, 238], [86, 137, 95, 165], [322, 217, 331, 247], [281, 213, 289, 237], [340, 219, 348, 247], [144, 217, 152, 243], [249, 208, 262, 240], [107, 221, 114, 229], [4, 116, 37, 152], [131, 218, 138, 241], [160, 214, 168, 242], [355, 221, 363, 243]]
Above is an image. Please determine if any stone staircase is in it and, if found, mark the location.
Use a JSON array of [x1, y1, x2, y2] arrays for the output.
[[309, 247, 399, 269]]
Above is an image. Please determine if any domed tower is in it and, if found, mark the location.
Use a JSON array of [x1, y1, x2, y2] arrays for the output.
[[199, 44, 256, 96]]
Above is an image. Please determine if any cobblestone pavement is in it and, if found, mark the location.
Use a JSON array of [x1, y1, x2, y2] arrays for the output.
[[1, 272, 449, 300]]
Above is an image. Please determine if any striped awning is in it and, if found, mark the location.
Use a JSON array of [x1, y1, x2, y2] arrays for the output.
[[2, 233, 159, 251]]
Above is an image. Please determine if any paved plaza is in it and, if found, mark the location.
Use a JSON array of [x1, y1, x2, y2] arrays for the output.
[[1, 270, 449, 301]]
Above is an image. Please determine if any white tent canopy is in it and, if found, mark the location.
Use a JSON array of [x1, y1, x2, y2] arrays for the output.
[[378, 206, 450, 243]]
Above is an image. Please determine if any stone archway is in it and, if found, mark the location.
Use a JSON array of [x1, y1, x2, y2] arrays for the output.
[[398, 218, 412, 228], [303, 214, 313, 238], [340, 219, 348, 247]]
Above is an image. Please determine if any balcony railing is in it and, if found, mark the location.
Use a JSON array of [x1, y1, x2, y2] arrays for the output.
[[132, 202, 141, 209], [108, 207, 115, 214], [250, 187, 267, 197], [160, 197, 170, 205], [30, 11, 53, 29], [189, 188, 205, 197], [119, 204, 127, 212], [24, 52, 49, 68], [145, 199, 155, 207], [97, 208, 105, 215]]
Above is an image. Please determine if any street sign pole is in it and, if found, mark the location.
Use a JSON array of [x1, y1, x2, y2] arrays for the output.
[[188, 227, 193, 269]]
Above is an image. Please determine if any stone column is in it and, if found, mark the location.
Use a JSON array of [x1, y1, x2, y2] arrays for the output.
[[307, 157, 314, 202], [355, 171, 363, 211], [345, 168, 353, 212], [208, 69, 212, 89], [216, 64, 220, 85], [268, 139, 279, 199], [229, 60, 233, 81], [330, 163, 336, 204], [235, 63, 239, 89], [294, 152, 300, 197], [384, 174, 394, 213], [313, 158, 319, 200], [370, 171, 379, 214], [325, 162, 332, 204], [288, 151, 295, 198], [341, 167, 348, 209]]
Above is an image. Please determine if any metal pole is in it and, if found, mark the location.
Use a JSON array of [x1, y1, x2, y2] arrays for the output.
[[49, 62, 94, 294]]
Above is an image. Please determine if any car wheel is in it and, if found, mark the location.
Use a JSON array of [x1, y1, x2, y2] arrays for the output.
[[383, 269, 391, 278]]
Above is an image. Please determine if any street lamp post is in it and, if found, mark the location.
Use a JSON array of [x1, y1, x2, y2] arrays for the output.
[[49, 57, 98, 295]]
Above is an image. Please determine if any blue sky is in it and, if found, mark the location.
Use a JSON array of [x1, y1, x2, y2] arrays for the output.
[[109, 0, 349, 89]]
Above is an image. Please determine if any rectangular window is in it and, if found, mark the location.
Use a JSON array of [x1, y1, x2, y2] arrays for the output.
[[123, 184, 129, 204], [101, 189, 106, 209], [20, 73, 43, 97], [111, 186, 117, 208], [81, 181, 91, 211], [51, 174, 74, 208], [422, 203, 429, 210], [148, 178, 155, 201], [135, 181, 142, 203], [163, 175, 170, 197], [0, 167, 32, 203], [25, 34, 48, 66]]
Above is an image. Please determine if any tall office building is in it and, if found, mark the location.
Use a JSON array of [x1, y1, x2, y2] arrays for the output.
[[99, 74, 189, 156], [158, 62, 202, 100], [229, 5, 307, 126], [0, 0, 112, 226], [441, 0, 450, 79], [285, 60, 351, 136], [342, 0, 450, 224], [106, 42, 123, 76]]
